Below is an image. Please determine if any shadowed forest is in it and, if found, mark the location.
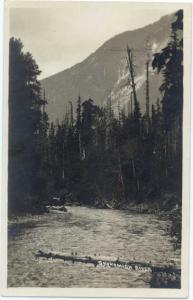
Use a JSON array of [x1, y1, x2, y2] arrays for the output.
[[8, 10, 183, 216]]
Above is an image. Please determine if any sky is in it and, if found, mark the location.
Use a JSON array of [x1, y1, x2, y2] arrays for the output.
[[10, 2, 177, 79]]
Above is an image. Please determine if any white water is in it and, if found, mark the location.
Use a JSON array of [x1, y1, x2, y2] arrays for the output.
[[8, 206, 180, 287]]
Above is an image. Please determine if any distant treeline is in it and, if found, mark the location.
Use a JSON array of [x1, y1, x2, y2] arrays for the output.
[[8, 10, 183, 214]]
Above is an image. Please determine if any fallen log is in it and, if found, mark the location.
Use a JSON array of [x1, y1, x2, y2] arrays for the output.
[[46, 205, 68, 213], [35, 250, 181, 274]]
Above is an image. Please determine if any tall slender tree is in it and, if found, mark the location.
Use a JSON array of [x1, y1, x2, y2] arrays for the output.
[[9, 37, 46, 213], [152, 10, 183, 192]]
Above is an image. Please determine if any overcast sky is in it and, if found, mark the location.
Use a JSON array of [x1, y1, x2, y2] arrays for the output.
[[10, 3, 177, 79]]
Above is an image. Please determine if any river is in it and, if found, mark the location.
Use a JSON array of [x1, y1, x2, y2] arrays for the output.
[[8, 206, 181, 288]]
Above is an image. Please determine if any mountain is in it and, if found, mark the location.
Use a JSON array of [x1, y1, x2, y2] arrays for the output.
[[41, 13, 175, 122]]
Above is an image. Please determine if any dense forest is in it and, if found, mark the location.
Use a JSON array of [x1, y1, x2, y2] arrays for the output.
[[8, 10, 183, 214]]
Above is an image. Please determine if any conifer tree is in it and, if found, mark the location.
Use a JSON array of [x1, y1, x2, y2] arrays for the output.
[[9, 37, 47, 213], [152, 10, 183, 193]]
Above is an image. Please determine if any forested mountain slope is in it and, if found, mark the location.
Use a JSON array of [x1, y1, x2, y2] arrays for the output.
[[41, 13, 174, 122]]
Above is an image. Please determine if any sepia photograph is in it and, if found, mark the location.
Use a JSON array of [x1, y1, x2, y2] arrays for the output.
[[1, 1, 192, 298]]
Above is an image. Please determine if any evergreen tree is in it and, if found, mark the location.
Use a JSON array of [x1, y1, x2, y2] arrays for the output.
[[9, 37, 47, 213], [152, 10, 183, 193]]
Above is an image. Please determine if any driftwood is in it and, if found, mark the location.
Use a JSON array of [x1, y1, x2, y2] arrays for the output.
[[46, 205, 68, 214], [35, 250, 181, 274]]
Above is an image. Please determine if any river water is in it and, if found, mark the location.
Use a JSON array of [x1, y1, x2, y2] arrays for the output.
[[8, 206, 181, 288]]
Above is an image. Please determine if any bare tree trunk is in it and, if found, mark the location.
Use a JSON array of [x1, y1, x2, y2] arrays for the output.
[[118, 150, 126, 202], [132, 159, 140, 193], [69, 101, 74, 128], [146, 60, 150, 133], [62, 141, 65, 180], [78, 132, 82, 160], [130, 92, 133, 116], [126, 46, 137, 106]]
